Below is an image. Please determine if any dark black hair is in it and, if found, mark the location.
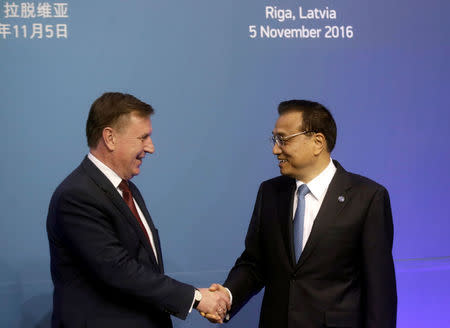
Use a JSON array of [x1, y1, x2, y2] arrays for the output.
[[278, 100, 337, 152]]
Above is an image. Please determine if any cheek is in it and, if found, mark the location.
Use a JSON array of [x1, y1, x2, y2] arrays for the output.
[[284, 147, 299, 159], [130, 147, 141, 158], [286, 147, 307, 164]]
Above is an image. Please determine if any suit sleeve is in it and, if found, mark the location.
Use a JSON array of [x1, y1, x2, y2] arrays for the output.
[[52, 188, 195, 320], [223, 184, 266, 318], [361, 187, 397, 328]]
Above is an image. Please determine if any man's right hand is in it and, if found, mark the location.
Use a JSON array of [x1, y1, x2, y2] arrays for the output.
[[196, 287, 230, 323]]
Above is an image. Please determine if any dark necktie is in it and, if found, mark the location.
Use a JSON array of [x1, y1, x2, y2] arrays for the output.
[[294, 184, 310, 263], [118, 179, 152, 246]]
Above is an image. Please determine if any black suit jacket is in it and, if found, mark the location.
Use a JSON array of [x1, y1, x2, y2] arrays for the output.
[[47, 157, 195, 328], [224, 161, 397, 328]]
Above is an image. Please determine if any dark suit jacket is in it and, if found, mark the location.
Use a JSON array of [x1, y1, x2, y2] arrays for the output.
[[224, 161, 397, 328], [47, 157, 195, 328]]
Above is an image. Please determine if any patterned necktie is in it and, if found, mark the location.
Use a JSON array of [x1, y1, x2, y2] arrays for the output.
[[294, 184, 310, 263], [118, 179, 151, 245]]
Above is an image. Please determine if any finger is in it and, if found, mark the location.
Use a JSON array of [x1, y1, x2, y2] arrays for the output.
[[201, 311, 219, 323], [218, 300, 228, 313], [218, 292, 231, 308], [205, 313, 221, 321], [218, 310, 226, 320], [205, 313, 220, 319], [225, 296, 231, 311], [208, 283, 220, 291], [226, 298, 231, 311], [207, 317, 222, 324], [211, 286, 231, 308]]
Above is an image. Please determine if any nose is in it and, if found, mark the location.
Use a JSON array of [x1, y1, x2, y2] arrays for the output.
[[272, 143, 281, 155], [144, 136, 155, 154]]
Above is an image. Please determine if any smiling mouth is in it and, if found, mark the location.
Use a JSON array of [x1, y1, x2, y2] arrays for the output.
[[279, 159, 287, 164]]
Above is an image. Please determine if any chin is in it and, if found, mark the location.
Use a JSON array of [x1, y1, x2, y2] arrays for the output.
[[280, 168, 296, 179], [280, 167, 290, 176]]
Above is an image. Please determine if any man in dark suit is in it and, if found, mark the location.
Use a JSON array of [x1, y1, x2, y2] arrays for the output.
[[47, 92, 229, 328], [208, 100, 397, 327]]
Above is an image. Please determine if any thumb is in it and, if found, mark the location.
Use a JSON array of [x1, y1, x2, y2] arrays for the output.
[[208, 283, 221, 292]]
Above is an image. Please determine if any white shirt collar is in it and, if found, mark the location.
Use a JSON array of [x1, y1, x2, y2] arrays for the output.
[[296, 158, 337, 201], [87, 153, 123, 189]]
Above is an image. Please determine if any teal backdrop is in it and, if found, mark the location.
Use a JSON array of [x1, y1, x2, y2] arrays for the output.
[[1, 0, 449, 326]]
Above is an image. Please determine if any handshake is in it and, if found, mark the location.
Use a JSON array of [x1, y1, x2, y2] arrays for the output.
[[196, 283, 231, 324]]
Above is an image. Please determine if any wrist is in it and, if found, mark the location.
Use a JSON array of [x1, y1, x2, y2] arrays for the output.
[[193, 288, 202, 309]]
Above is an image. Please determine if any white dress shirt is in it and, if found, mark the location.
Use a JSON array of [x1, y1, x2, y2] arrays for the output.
[[88, 153, 159, 263], [293, 159, 337, 251]]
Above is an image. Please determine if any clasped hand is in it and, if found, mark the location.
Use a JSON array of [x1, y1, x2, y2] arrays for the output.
[[196, 284, 230, 324]]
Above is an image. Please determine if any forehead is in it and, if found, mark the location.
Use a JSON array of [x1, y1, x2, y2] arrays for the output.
[[120, 112, 152, 133], [273, 111, 303, 135]]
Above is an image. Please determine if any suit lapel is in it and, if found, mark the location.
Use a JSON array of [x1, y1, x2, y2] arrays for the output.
[[81, 157, 160, 270], [276, 177, 298, 268], [295, 161, 352, 271], [129, 182, 164, 273]]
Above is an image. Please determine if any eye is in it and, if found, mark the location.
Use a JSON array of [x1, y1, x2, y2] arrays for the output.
[[278, 136, 287, 145]]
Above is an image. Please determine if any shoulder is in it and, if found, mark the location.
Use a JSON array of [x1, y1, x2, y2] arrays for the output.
[[334, 160, 388, 193], [347, 172, 386, 191], [50, 161, 101, 207], [346, 172, 387, 192], [56, 164, 89, 191], [259, 175, 295, 192], [341, 169, 390, 205]]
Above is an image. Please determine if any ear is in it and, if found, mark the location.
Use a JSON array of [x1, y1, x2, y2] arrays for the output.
[[312, 132, 326, 156], [102, 127, 116, 151]]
